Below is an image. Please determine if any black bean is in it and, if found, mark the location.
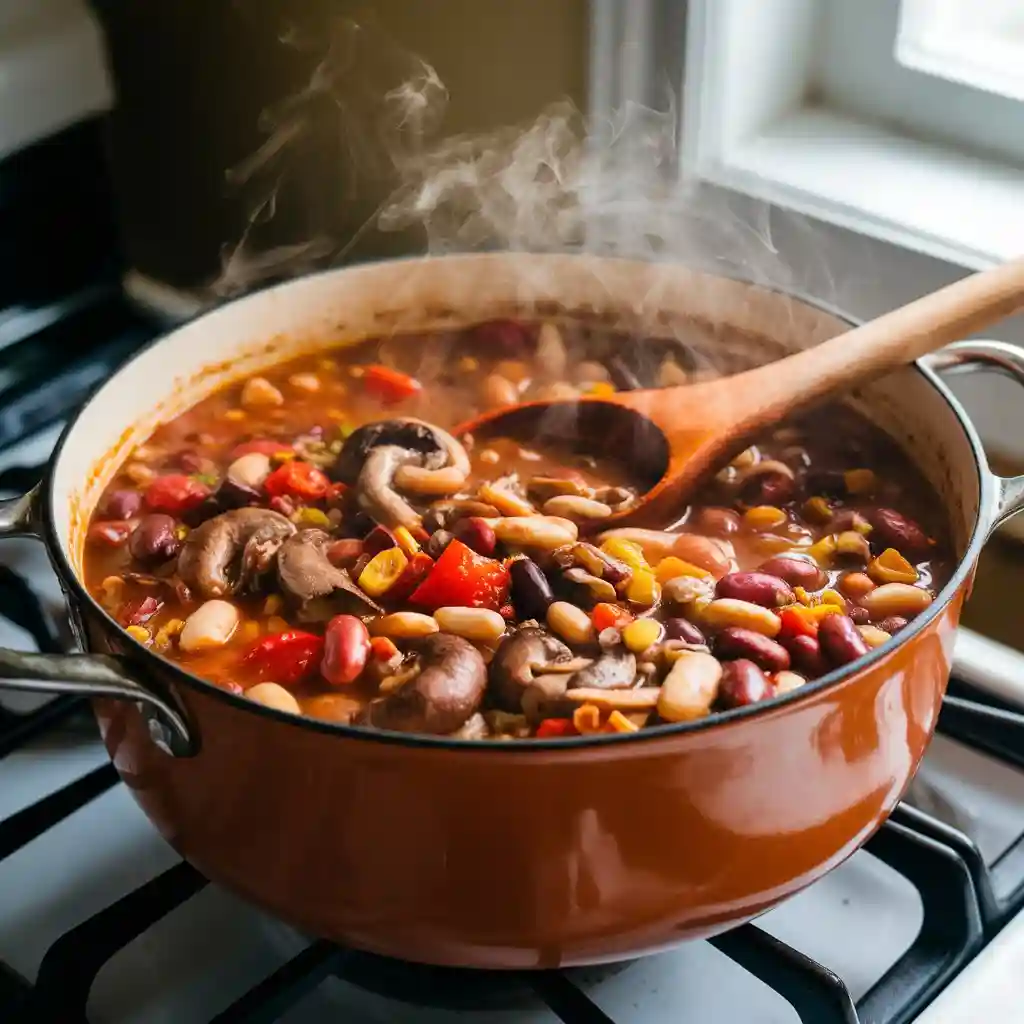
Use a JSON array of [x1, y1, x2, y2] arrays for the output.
[[129, 514, 180, 563], [426, 529, 455, 560], [103, 489, 142, 520], [806, 470, 848, 498], [181, 496, 223, 528], [215, 479, 262, 511], [510, 557, 554, 621], [663, 618, 706, 645]]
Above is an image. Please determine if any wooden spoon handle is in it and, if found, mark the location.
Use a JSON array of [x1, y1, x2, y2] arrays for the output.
[[720, 256, 1024, 429]]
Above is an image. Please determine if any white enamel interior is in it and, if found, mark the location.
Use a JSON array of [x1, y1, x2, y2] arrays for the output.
[[49, 253, 985, 576]]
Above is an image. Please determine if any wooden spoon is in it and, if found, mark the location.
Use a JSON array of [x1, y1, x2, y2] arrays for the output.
[[456, 259, 1024, 529]]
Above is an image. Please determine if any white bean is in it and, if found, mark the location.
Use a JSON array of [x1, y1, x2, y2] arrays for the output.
[[547, 601, 596, 645], [179, 600, 240, 651], [227, 452, 272, 490], [479, 482, 535, 517], [492, 517, 577, 550], [860, 583, 933, 618], [658, 652, 722, 722], [433, 607, 507, 643], [394, 464, 469, 496], [370, 612, 439, 639], [482, 373, 518, 409], [246, 682, 301, 714], [542, 495, 613, 522], [240, 376, 284, 409], [774, 671, 807, 694], [701, 599, 781, 636]]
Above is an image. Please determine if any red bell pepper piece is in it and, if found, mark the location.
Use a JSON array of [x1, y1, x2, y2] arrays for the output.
[[779, 607, 818, 640], [229, 438, 295, 460], [409, 540, 510, 611], [119, 595, 164, 627], [244, 631, 325, 687], [535, 718, 578, 739], [370, 636, 399, 662], [144, 474, 211, 515], [263, 460, 330, 500], [87, 521, 133, 547], [591, 602, 634, 632], [387, 551, 436, 602], [363, 365, 422, 404]]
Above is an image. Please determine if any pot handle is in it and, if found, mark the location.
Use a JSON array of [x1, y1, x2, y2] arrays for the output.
[[0, 485, 195, 757], [923, 340, 1024, 530]]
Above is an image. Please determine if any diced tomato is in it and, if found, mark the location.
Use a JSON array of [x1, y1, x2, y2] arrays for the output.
[[144, 474, 211, 515], [229, 439, 295, 460], [370, 636, 399, 661], [535, 718, 578, 739], [244, 631, 325, 687], [87, 521, 133, 547], [263, 460, 330, 500], [409, 539, 510, 611], [779, 607, 818, 640], [387, 551, 436, 602], [362, 365, 423, 404], [119, 595, 164, 627], [591, 602, 634, 632]]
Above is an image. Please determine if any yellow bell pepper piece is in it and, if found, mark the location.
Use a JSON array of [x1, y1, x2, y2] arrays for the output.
[[654, 556, 710, 583], [358, 548, 409, 598]]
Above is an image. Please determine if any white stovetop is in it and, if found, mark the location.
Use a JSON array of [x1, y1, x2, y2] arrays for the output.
[[2, 426, 1024, 1021]]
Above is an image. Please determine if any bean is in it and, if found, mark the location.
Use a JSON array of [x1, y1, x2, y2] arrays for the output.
[[622, 618, 663, 653], [718, 660, 773, 708], [715, 572, 794, 608], [542, 495, 613, 522], [836, 531, 871, 561], [240, 376, 284, 408], [838, 571, 875, 599], [672, 534, 733, 577], [493, 517, 577, 550], [478, 482, 535, 517], [658, 652, 722, 722], [482, 373, 519, 409], [370, 612, 439, 639], [327, 538, 364, 567], [566, 686, 660, 709], [714, 627, 790, 673], [774, 670, 807, 694], [574, 360, 611, 384], [663, 617, 706, 645], [179, 600, 240, 652], [321, 615, 371, 686], [226, 452, 272, 490], [453, 517, 497, 556], [434, 607, 507, 643], [858, 625, 892, 648], [547, 601, 597, 645], [702, 599, 782, 636], [691, 507, 741, 537], [860, 583, 933, 619], [757, 556, 827, 590], [129, 513, 181, 563], [848, 606, 870, 625], [806, 470, 848, 497], [394, 464, 469, 496], [878, 615, 909, 634], [783, 633, 829, 677], [818, 614, 870, 667], [246, 682, 301, 714], [216, 480, 262, 511], [289, 372, 321, 392], [426, 529, 455, 560], [868, 508, 930, 557], [103, 489, 142, 520], [663, 575, 715, 606]]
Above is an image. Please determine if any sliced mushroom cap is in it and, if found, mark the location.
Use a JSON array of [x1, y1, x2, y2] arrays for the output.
[[566, 646, 637, 691], [334, 418, 460, 484], [354, 633, 487, 734], [177, 508, 295, 599], [276, 529, 381, 620], [356, 446, 429, 532], [488, 626, 573, 712]]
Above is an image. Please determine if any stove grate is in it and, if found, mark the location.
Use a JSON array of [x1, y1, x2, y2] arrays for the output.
[[1, 517, 1024, 1022]]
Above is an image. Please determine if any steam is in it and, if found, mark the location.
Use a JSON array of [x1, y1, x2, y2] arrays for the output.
[[214, 15, 831, 313]]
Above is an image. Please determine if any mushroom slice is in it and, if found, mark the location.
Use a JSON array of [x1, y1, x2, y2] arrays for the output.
[[354, 634, 487, 734], [276, 529, 382, 620], [565, 647, 637, 691], [487, 626, 574, 712], [177, 508, 295, 599], [357, 445, 429, 532], [334, 419, 450, 484]]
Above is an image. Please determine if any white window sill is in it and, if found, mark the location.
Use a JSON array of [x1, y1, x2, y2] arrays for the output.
[[701, 106, 1024, 272]]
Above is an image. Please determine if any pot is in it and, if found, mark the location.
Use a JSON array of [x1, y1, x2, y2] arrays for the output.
[[0, 254, 1021, 968]]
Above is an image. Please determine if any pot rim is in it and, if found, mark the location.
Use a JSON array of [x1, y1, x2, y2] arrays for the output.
[[40, 254, 994, 752]]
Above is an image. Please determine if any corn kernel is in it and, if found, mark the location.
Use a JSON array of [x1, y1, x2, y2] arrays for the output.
[[844, 468, 878, 496], [654, 556, 710, 583], [625, 570, 660, 607], [223, 409, 246, 421], [271, 450, 297, 464], [744, 505, 787, 530], [393, 526, 421, 556], [868, 547, 919, 585], [793, 586, 813, 606], [600, 538, 649, 572], [803, 496, 833, 524], [753, 533, 798, 555], [807, 535, 837, 566], [587, 381, 617, 397], [605, 710, 640, 734], [820, 589, 846, 607], [622, 617, 663, 653], [349, 366, 365, 378], [290, 507, 330, 528], [125, 625, 151, 644], [358, 548, 409, 598], [263, 594, 284, 615], [573, 704, 603, 735], [267, 615, 290, 634]]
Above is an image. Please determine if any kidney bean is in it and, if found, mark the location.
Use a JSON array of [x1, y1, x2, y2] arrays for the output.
[[663, 617, 706, 645], [782, 633, 829, 677], [691, 507, 741, 537], [327, 538, 364, 567], [87, 521, 132, 547], [453, 517, 497, 557], [510, 557, 554, 621], [742, 472, 795, 506], [718, 659, 773, 708], [818, 614, 870, 667], [878, 615, 909, 634], [868, 508, 930, 557], [714, 627, 790, 673], [321, 615, 371, 686], [426, 529, 455, 560], [757, 556, 827, 590], [848, 606, 870, 625], [129, 514, 181, 563], [103, 490, 142, 520], [715, 572, 794, 608]]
